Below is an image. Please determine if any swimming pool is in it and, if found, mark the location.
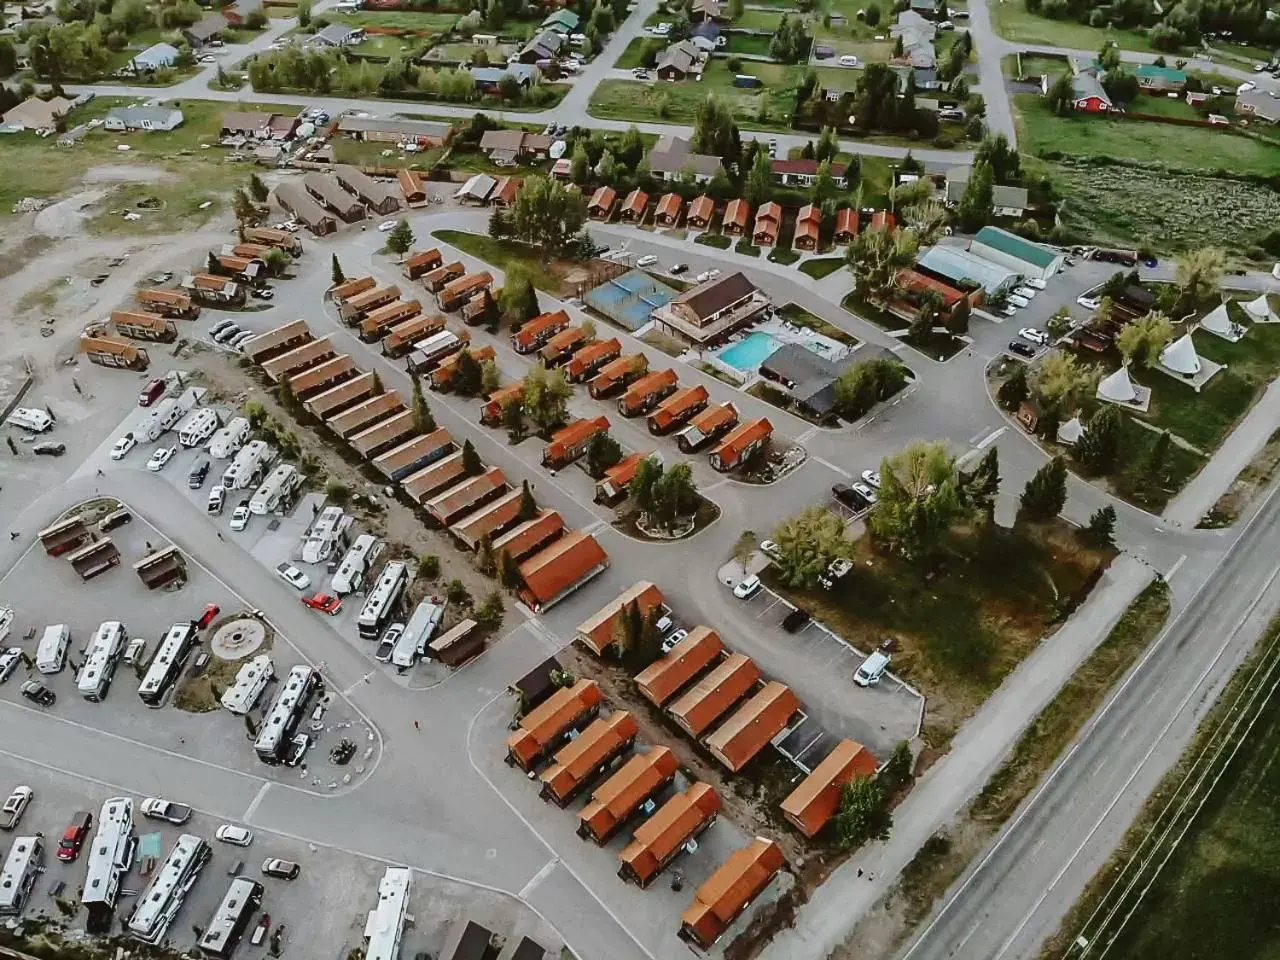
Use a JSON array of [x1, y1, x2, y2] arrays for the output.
[[718, 332, 784, 371]]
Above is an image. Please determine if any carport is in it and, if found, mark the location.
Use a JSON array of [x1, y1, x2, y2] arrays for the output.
[[133, 545, 188, 590]]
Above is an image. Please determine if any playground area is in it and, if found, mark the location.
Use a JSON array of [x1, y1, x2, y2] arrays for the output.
[[583, 269, 679, 332]]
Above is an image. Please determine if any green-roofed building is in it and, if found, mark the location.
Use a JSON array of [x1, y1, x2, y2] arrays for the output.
[[969, 226, 1065, 280], [1135, 63, 1187, 92], [542, 8, 580, 33]]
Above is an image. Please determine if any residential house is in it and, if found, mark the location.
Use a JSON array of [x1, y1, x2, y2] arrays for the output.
[[992, 184, 1030, 217], [651, 272, 770, 344], [690, 0, 728, 22], [309, 23, 365, 47], [221, 0, 263, 26], [794, 204, 821, 250], [183, 14, 225, 47], [757, 343, 856, 417], [454, 173, 497, 204], [588, 186, 617, 219], [1, 95, 71, 132], [687, 195, 715, 229], [398, 168, 426, 205], [479, 129, 552, 165], [646, 134, 722, 183], [542, 8, 579, 33], [1069, 69, 1112, 112], [274, 183, 337, 235], [1135, 63, 1186, 92], [752, 201, 781, 247], [471, 62, 541, 93], [834, 207, 859, 243], [129, 42, 179, 73], [491, 176, 521, 206], [655, 193, 683, 226], [334, 164, 401, 215], [655, 39, 707, 80], [336, 116, 454, 146], [104, 105, 184, 132], [620, 189, 649, 222], [890, 10, 936, 72], [722, 199, 750, 236], [221, 111, 273, 139], [518, 29, 563, 63], [691, 21, 721, 52], [304, 172, 365, 221], [771, 158, 848, 187], [944, 164, 971, 204], [1238, 88, 1280, 124]]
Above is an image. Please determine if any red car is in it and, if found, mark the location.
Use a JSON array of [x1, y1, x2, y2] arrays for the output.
[[139, 378, 166, 407], [57, 811, 93, 862], [301, 593, 342, 615], [196, 603, 220, 629]]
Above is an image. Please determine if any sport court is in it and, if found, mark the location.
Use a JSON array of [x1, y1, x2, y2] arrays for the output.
[[583, 269, 678, 331]]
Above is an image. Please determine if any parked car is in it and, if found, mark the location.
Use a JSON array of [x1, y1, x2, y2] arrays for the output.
[[1007, 340, 1036, 358], [123, 637, 147, 666], [110, 433, 137, 460], [140, 797, 192, 825], [375, 624, 402, 662], [33, 441, 65, 456], [208, 319, 237, 340], [196, 603, 220, 629], [147, 445, 177, 472], [262, 858, 300, 879], [188, 458, 210, 488], [1008, 294, 1030, 309], [378, 220, 396, 232], [733, 575, 761, 599], [215, 824, 254, 847], [301, 592, 342, 615], [860, 469, 881, 489], [760, 539, 782, 561], [227, 331, 256, 352], [148, 271, 173, 284], [1077, 294, 1101, 310], [819, 557, 852, 590], [57, 810, 93, 862], [854, 650, 890, 687], [1024, 277, 1047, 290], [276, 563, 312, 591], [1, 786, 33, 830], [1013, 285, 1038, 300], [852, 482, 878, 504], [782, 608, 811, 633], [669, 263, 688, 275], [21, 680, 55, 706], [229, 500, 251, 531], [637, 255, 658, 267], [839, 54, 859, 66], [207, 485, 226, 516], [214, 324, 243, 344], [1019, 327, 1048, 345], [249, 288, 274, 301], [0, 648, 21, 684], [660, 629, 688, 654], [139, 378, 167, 406], [832, 483, 870, 510]]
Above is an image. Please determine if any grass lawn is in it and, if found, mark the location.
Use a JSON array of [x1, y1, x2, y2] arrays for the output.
[[1014, 93, 1280, 176], [333, 138, 445, 169], [431, 229, 570, 295], [768, 246, 801, 265], [0, 97, 302, 223], [767, 520, 1115, 740], [694, 231, 731, 248], [722, 33, 773, 56], [1002, 52, 1069, 78], [988, 0, 1156, 52], [640, 329, 687, 357], [1129, 91, 1211, 119], [736, 239, 761, 256], [842, 292, 965, 361], [589, 60, 805, 130], [328, 10, 461, 32], [799, 257, 846, 279], [733, 8, 786, 29], [85, 182, 224, 236], [614, 37, 650, 69], [447, 145, 551, 176], [353, 33, 422, 57], [424, 41, 508, 64], [1107, 415, 1206, 512], [777, 301, 857, 346]]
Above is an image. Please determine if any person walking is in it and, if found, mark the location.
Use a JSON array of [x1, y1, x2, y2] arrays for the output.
[[413, 720, 420, 731]]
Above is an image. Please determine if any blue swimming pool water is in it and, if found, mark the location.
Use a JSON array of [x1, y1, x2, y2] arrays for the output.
[[718, 332, 784, 371]]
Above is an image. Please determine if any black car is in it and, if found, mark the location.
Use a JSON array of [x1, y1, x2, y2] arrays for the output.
[[832, 483, 867, 510], [1007, 340, 1036, 358], [21, 680, 55, 706], [669, 263, 688, 275], [782, 608, 811, 633], [188, 458, 210, 488], [33, 441, 66, 456]]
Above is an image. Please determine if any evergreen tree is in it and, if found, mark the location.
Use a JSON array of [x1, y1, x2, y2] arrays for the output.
[[518, 479, 537, 521], [330, 253, 344, 286], [744, 147, 773, 207], [957, 159, 993, 232], [451, 348, 483, 397], [461, 438, 483, 475], [997, 366, 1028, 410], [963, 445, 1000, 520], [411, 375, 435, 433], [1020, 456, 1068, 520], [249, 173, 268, 202], [1075, 405, 1122, 475], [496, 549, 520, 588], [569, 142, 589, 184], [1085, 505, 1116, 546], [386, 218, 414, 256], [1147, 429, 1171, 479]]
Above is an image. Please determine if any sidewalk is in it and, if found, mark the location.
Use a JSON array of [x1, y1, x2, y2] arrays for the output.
[[758, 553, 1153, 960]]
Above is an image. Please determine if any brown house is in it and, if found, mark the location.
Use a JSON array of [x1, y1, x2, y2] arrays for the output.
[[620, 188, 650, 222], [794, 204, 821, 250], [834, 207, 859, 244], [588, 186, 617, 219], [398, 168, 426, 205], [722, 199, 750, 236], [655, 193, 683, 226], [491, 175, 521, 207], [687, 195, 715, 229], [752, 202, 780, 247]]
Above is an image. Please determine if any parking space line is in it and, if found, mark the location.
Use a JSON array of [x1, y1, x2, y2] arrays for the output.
[[813, 456, 852, 478], [242, 782, 272, 821], [518, 857, 560, 899]]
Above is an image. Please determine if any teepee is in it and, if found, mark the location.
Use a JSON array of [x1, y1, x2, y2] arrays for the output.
[[1160, 333, 1202, 376], [1097, 365, 1138, 404], [1056, 416, 1084, 445], [1198, 303, 1240, 339], [1243, 293, 1277, 322]]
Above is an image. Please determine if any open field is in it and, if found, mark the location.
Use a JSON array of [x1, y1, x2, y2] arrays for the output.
[[723, 33, 773, 56], [327, 9, 464, 31], [1003, 52, 1069, 78], [431, 229, 571, 295], [589, 60, 805, 129], [989, 0, 1155, 52]]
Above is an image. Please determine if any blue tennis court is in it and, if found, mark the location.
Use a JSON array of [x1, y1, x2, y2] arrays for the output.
[[584, 269, 678, 331]]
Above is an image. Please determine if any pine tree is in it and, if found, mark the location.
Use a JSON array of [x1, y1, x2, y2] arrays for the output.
[[331, 254, 345, 286], [476, 533, 496, 575], [496, 549, 521, 589], [462, 438, 483, 475], [1085, 505, 1116, 546], [1147, 429, 1170, 479], [1020, 456, 1067, 520], [997, 365, 1029, 410], [411, 375, 435, 433], [1075, 405, 1121, 475], [518, 479, 537, 521], [249, 173, 268, 202], [964, 445, 1000, 519], [386, 218, 414, 257]]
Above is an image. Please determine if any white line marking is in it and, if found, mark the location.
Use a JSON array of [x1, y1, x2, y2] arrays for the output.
[[243, 782, 272, 821], [968, 428, 989, 444], [1166, 553, 1187, 582], [975, 426, 1008, 450], [519, 858, 560, 899], [814, 456, 852, 478]]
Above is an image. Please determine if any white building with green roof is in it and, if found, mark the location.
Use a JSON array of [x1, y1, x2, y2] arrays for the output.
[[969, 226, 1065, 281]]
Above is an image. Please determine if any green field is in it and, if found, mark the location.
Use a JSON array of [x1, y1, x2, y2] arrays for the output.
[[431, 229, 570, 295], [328, 10, 463, 32], [989, 0, 1156, 52], [1002, 52, 1069, 78], [1014, 94, 1280, 176], [800, 257, 846, 279], [722, 33, 773, 56], [589, 60, 805, 129], [613, 37, 651, 69]]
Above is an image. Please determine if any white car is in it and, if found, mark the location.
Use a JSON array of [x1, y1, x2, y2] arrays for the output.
[[694, 269, 721, 283], [140, 797, 191, 824], [1077, 294, 1101, 309], [1013, 285, 1038, 300], [760, 539, 782, 561], [0, 648, 21, 684], [110, 433, 137, 460], [852, 482, 878, 504], [378, 219, 397, 232], [0, 786, 33, 830], [229, 501, 251, 531], [1008, 294, 1030, 309], [733, 575, 761, 599], [661, 629, 688, 654], [860, 469, 881, 489], [275, 562, 312, 591], [208, 319, 237, 339], [215, 824, 254, 847], [1024, 277, 1047, 290], [1019, 327, 1048, 345], [1000, 304, 1018, 317], [636, 255, 658, 267], [147, 445, 177, 472], [839, 55, 859, 66], [198, 54, 216, 63]]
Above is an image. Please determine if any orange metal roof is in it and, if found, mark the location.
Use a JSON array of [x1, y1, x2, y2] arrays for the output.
[[519, 530, 609, 609], [347, 283, 400, 311], [441, 272, 493, 300], [636, 626, 724, 707], [424, 261, 465, 285], [539, 324, 590, 359], [756, 201, 782, 223], [112, 310, 170, 331], [432, 344, 494, 384], [650, 385, 709, 429], [362, 299, 421, 335], [618, 783, 721, 884], [656, 193, 682, 219], [138, 288, 191, 306], [688, 402, 738, 433], [894, 268, 965, 307], [710, 417, 773, 467], [591, 353, 647, 386], [622, 188, 649, 216], [620, 368, 678, 407], [492, 509, 563, 562], [331, 276, 376, 302], [688, 195, 715, 223], [426, 466, 506, 521], [870, 210, 896, 231], [545, 415, 610, 462], [704, 681, 800, 772], [579, 746, 678, 841], [780, 739, 879, 838], [402, 451, 467, 502], [450, 487, 522, 548], [835, 207, 859, 236], [589, 185, 617, 211], [679, 837, 785, 947], [398, 168, 425, 200], [797, 203, 820, 225], [403, 248, 442, 271], [601, 451, 650, 489], [481, 382, 525, 420], [385, 313, 445, 350], [723, 199, 750, 229], [668, 652, 760, 737], [506, 678, 603, 767], [540, 711, 639, 802], [514, 309, 569, 347], [576, 581, 665, 656], [567, 338, 622, 377]]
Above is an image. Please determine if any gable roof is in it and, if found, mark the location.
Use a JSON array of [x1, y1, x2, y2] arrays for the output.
[[657, 38, 704, 74], [991, 184, 1029, 209], [132, 41, 179, 69], [676, 271, 757, 320], [723, 198, 750, 229], [647, 134, 722, 177], [973, 226, 1059, 269], [689, 195, 715, 222], [2, 95, 71, 129], [1071, 70, 1112, 105], [1136, 63, 1186, 83]]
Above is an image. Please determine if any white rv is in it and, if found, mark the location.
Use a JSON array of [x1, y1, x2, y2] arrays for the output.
[[249, 464, 301, 515], [331, 535, 381, 596], [301, 506, 348, 565], [220, 654, 275, 715], [222, 440, 277, 490], [76, 621, 127, 702], [142, 398, 184, 442], [392, 599, 443, 668], [176, 408, 220, 448], [208, 417, 250, 459], [6, 408, 53, 433], [36, 623, 70, 674]]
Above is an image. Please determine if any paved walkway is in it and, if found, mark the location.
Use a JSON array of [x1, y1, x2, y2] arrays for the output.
[[758, 554, 1154, 960], [1163, 377, 1280, 527]]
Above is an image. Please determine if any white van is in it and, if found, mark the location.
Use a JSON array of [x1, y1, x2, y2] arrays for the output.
[[6, 408, 53, 433], [854, 650, 889, 687], [177, 408, 220, 448], [36, 624, 70, 674]]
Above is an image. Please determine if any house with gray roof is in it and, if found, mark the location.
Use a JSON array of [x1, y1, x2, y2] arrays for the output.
[[1238, 88, 1280, 124], [104, 105, 184, 132], [646, 135, 722, 183], [517, 29, 563, 63], [129, 42, 179, 73], [310, 23, 365, 47], [656, 39, 707, 80], [184, 13, 225, 46]]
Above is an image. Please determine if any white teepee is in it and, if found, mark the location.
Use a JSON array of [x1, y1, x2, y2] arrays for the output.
[[1160, 333, 1202, 376], [1244, 293, 1277, 322], [1097, 365, 1138, 403], [1056, 416, 1083, 445], [1199, 303, 1233, 336]]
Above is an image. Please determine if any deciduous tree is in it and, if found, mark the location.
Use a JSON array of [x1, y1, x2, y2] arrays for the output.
[[1116, 311, 1173, 369], [771, 506, 849, 588], [834, 776, 892, 850], [509, 175, 588, 258], [867, 441, 964, 559]]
